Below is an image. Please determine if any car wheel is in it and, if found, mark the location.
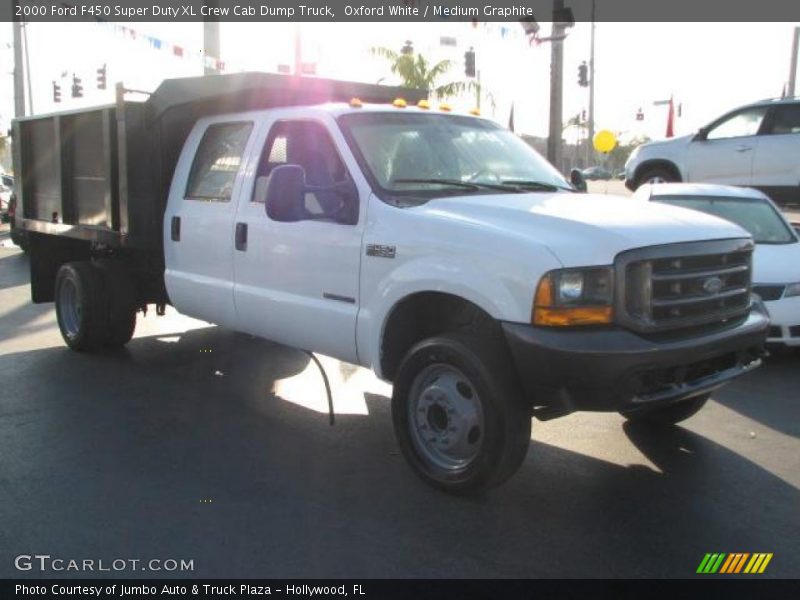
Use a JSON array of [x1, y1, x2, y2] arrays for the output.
[[620, 393, 710, 426], [54, 262, 109, 352], [96, 260, 138, 347], [392, 331, 531, 494], [636, 167, 679, 188]]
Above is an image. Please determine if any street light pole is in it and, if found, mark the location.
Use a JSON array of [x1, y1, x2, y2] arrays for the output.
[[12, 18, 25, 117], [203, 1, 221, 75], [586, 0, 596, 167], [789, 26, 799, 97], [547, 0, 566, 171]]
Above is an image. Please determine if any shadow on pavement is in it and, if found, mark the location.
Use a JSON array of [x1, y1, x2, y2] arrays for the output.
[[0, 324, 798, 578], [711, 351, 800, 439]]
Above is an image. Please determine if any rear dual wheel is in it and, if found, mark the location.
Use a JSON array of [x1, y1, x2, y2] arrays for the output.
[[55, 261, 137, 352]]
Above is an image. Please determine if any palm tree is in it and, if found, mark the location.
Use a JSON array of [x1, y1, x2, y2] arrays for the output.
[[371, 46, 478, 101]]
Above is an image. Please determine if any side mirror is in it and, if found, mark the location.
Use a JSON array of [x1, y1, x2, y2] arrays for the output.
[[265, 165, 306, 222], [570, 168, 587, 192], [693, 127, 708, 141]]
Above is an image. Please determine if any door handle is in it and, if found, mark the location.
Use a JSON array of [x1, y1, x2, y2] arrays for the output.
[[735, 145, 753, 153], [235, 222, 248, 252], [171, 216, 181, 241]]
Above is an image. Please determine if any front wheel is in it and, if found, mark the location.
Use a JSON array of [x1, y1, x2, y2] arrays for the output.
[[391, 332, 531, 494], [620, 393, 710, 426]]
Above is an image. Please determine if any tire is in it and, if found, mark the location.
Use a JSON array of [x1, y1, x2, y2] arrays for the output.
[[96, 260, 137, 347], [54, 262, 109, 352], [621, 393, 710, 426], [636, 166, 679, 188], [391, 331, 531, 494]]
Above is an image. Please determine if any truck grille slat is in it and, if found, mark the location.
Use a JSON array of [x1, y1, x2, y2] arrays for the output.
[[617, 240, 754, 334]]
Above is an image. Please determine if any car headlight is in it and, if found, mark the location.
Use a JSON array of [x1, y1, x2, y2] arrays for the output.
[[785, 282, 800, 298], [533, 267, 614, 326]]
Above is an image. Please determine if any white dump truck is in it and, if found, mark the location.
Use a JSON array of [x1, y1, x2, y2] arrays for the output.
[[13, 74, 768, 492]]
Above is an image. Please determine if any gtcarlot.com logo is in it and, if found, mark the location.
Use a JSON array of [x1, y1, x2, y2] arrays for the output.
[[696, 552, 773, 574], [15, 554, 194, 573]]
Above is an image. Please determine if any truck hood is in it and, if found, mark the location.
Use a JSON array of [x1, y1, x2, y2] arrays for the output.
[[753, 242, 800, 284], [416, 192, 750, 266]]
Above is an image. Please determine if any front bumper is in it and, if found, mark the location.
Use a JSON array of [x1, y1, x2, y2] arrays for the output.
[[502, 304, 769, 420]]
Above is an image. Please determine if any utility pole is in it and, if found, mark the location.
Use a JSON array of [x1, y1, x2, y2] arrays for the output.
[[12, 18, 25, 117], [203, 1, 221, 75], [586, 0, 596, 167], [789, 26, 799, 97], [547, 0, 566, 171]]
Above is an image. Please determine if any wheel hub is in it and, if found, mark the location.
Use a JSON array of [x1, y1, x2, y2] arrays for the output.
[[409, 365, 484, 471]]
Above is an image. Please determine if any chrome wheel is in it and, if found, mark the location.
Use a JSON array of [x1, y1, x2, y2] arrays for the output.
[[407, 364, 484, 471], [646, 174, 667, 184], [58, 277, 81, 340]]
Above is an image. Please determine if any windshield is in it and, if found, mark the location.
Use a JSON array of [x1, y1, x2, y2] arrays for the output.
[[337, 112, 571, 205], [654, 195, 797, 244]]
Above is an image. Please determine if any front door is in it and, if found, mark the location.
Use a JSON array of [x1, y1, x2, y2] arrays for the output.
[[232, 115, 365, 364], [687, 106, 768, 185]]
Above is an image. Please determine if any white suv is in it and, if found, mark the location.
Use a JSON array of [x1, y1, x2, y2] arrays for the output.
[[625, 98, 800, 206]]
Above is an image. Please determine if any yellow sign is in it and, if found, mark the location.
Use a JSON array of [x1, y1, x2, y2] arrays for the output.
[[593, 130, 617, 154]]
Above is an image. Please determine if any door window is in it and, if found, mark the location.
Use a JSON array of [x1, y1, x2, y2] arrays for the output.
[[186, 122, 253, 201], [253, 121, 352, 220], [765, 104, 800, 135], [706, 107, 767, 140]]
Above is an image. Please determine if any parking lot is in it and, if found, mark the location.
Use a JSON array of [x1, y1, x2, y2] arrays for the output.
[[0, 224, 798, 578]]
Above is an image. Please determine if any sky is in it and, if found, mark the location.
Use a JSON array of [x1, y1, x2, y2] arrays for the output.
[[1, 21, 799, 147]]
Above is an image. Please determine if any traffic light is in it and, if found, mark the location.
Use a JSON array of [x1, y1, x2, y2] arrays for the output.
[[578, 61, 588, 87], [401, 40, 413, 56], [71, 75, 83, 98], [52, 81, 61, 103], [636, 108, 644, 121], [96, 64, 107, 90], [464, 48, 476, 78]]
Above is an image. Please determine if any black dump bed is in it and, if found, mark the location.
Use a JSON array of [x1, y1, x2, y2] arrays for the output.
[[13, 73, 426, 255]]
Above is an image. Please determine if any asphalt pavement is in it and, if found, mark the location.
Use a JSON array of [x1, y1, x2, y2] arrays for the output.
[[0, 235, 798, 579]]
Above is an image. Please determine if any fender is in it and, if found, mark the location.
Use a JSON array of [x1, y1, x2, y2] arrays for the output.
[[357, 254, 537, 379]]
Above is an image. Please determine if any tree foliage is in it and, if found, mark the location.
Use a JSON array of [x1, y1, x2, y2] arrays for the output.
[[371, 46, 478, 101]]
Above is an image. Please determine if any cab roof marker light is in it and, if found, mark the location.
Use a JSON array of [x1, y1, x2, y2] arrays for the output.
[[469, 108, 480, 116], [439, 103, 452, 112], [349, 97, 363, 108], [417, 99, 430, 109], [393, 98, 407, 108]]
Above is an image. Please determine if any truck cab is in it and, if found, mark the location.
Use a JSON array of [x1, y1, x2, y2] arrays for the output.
[[13, 74, 769, 493]]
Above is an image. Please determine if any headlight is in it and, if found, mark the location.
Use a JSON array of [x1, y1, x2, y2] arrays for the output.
[[785, 283, 800, 298], [533, 267, 614, 326]]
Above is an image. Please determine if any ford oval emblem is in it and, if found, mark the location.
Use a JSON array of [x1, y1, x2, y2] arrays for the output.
[[703, 276, 724, 295]]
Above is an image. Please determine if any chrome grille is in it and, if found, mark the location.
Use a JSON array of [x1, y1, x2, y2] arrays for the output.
[[616, 240, 754, 333]]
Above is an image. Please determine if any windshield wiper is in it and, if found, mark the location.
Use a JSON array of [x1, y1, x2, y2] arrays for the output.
[[393, 178, 524, 193], [501, 179, 573, 192]]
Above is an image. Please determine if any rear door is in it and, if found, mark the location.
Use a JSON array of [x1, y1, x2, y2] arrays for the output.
[[163, 118, 256, 327], [751, 103, 800, 204], [687, 106, 768, 185]]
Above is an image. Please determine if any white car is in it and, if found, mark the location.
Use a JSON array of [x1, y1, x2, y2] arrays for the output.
[[625, 98, 800, 207], [633, 183, 800, 347]]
